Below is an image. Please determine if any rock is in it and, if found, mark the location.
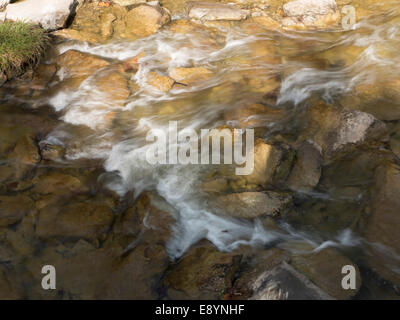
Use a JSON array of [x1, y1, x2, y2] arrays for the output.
[[231, 249, 333, 300], [0, 266, 23, 300], [53, 29, 104, 43], [282, 0, 340, 29], [36, 199, 114, 242], [223, 103, 286, 129], [164, 244, 242, 299], [212, 191, 292, 219], [9, 135, 41, 165], [340, 81, 400, 121], [0, 0, 78, 30], [364, 163, 400, 288], [30, 64, 57, 90], [290, 245, 361, 299], [287, 141, 322, 192], [0, 196, 34, 227], [112, 0, 146, 6], [300, 101, 387, 159], [146, 71, 175, 92], [38, 142, 66, 162], [92, 70, 130, 107], [0, 72, 6, 86], [169, 67, 213, 86], [56, 50, 110, 78], [101, 13, 117, 38], [124, 4, 171, 38], [33, 171, 88, 197], [188, 2, 249, 21]]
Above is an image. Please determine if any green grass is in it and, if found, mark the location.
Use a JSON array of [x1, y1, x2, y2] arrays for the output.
[[0, 20, 50, 76]]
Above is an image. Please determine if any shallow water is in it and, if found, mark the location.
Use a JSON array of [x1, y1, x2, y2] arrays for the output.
[[1, 0, 400, 299]]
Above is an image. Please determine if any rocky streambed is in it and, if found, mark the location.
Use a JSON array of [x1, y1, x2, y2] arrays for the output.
[[0, 0, 400, 300]]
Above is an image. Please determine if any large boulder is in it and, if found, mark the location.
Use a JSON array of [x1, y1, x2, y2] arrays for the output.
[[0, 0, 77, 30], [364, 163, 400, 288], [282, 0, 340, 29]]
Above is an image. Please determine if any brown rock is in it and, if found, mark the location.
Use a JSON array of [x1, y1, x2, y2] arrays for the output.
[[164, 244, 242, 299], [0, 195, 34, 227], [36, 199, 114, 241], [364, 163, 400, 288]]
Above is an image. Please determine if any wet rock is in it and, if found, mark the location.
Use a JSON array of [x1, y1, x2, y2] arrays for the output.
[[340, 81, 400, 121], [0, 266, 23, 300], [9, 134, 41, 166], [290, 245, 361, 299], [36, 198, 114, 242], [38, 142, 66, 162], [188, 2, 249, 21], [212, 191, 292, 219], [112, 0, 146, 5], [53, 28, 105, 43], [300, 101, 387, 159], [0, 72, 6, 86], [101, 13, 117, 38], [30, 64, 57, 90], [169, 67, 213, 86], [93, 70, 130, 107], [0, 196, 34, 227], [282, 0, 340, 29], [389, 122, 400, 157], [0, 0, 78, 30], [56, 50, 110, 79], [364, 163, 400, 288], [223, 103, 286, 129], [33, 171, 88, 197], [287, 141, 322, 192], [164, 244, 242, 299], [146, 71, 175, 92], [124, 4, 171, 38], [231, 249, 333, 300]]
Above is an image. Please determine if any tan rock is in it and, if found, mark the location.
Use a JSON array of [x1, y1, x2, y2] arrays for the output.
[[169, 67, 213, 86], [212, 191, 292, 219], [124, 4, 171, 38], [53, 29, 104, 43], [146, 71, 174, 92], [56, 50, 110, 78], [93, 70, 130, 107]]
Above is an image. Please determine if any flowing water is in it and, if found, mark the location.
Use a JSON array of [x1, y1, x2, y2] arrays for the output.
[[1, 0, 400, 299]]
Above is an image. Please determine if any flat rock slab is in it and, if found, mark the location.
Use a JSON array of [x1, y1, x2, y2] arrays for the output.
[[283, 0, 337, 17], [0, 0, 77, 30], [188, 2, 249, 21]]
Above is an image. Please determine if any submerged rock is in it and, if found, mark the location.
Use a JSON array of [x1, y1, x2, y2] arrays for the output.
[[364, 163, 400, 288], [146, 71, 175, 92], [0, 196, 34, 227], [188, 2, 249, 21], [212, 191, 292, 219], [169, 67, 213, 86], [0, 0, 77, 30]]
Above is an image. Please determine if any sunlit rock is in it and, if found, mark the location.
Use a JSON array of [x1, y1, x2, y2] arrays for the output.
[[169, 67, 213, 86], [281, 0, 340, 29], [146, 71, 175, 92], [0, 0, 77, 30]]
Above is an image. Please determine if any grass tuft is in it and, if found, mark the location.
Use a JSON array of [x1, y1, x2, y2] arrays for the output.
[[0, 20, 50, 76]]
